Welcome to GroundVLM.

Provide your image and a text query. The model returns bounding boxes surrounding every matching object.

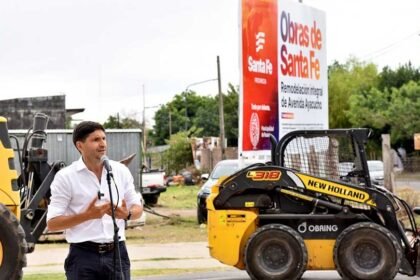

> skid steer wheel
[0,204,27,280]
[244,224,307,280]
[334,222,402,280]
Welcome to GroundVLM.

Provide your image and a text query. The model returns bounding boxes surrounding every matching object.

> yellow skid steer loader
[207,129,419,279]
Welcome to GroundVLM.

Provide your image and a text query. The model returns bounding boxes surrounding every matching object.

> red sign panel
[241,0,279,151]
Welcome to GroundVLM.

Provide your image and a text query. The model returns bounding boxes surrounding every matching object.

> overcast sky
[0,0,419,125]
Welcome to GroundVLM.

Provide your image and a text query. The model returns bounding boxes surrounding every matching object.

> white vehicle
[367,160,384,186]
[197,159,264,224]
[141,170,166,205]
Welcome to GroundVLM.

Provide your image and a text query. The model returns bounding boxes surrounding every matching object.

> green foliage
[158,185,201,209]
[328,58,378,128]
[24,274,65,280]
[347,87,390,129]
[103,113,141,129]
[192,98,219,137]
[387,81,420,144]
[151,83,239,146]
[378,62,420,91]
[163,131,193,174]
[223,84,239,146]
[151,91,205,145]
[348,72,420,148]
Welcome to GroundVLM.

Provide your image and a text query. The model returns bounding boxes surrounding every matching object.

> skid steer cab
[0,114,64,279]
[207,129,420,280]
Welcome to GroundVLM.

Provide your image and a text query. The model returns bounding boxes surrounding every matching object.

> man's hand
[106,199,129,220]
[85,197,111,219]
[47,196,111,231]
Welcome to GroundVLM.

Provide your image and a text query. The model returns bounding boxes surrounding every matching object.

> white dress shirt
[47,157,142,243]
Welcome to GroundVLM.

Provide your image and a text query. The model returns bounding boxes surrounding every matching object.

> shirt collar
[75,157,89,172]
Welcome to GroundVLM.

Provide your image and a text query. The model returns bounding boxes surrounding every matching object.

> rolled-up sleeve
[47,172,71,222]
[122,166,142,209]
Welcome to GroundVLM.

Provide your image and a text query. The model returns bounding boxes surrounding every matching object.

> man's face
[76,129,107,161]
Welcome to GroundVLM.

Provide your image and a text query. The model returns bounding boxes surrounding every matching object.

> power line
[362,30,420,61]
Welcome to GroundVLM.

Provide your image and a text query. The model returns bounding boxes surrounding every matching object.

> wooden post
[327,138,340,180]
[382,134,395,192]
[308,145,320,177]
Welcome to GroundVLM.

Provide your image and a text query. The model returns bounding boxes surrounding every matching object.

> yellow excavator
[0,114,64,279]
[207,129,420,279]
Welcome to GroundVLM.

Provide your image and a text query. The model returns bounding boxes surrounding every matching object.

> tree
[328,58,378,128]
[151,84,240,146]
[222,83,239,146]
[103,113,141,129]
[378,62,420,91]
[352,61,420,149]
[163,131,193,174]
[151,90,209,145]
[347,87,390,129]
[387,81,420,147]
[192,97,219,137]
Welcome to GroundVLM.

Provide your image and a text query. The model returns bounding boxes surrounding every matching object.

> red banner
[241,0,278,151]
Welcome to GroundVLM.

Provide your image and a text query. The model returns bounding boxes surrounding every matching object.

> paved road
[24,242,223,275]
[137,270,415,280]
[26,241,416,280]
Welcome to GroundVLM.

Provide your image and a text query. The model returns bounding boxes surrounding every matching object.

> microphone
[101,155,113,176]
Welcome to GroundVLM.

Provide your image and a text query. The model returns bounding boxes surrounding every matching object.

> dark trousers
[65,241,130,280]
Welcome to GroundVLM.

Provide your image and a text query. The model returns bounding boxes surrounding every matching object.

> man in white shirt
[47,121,143,280]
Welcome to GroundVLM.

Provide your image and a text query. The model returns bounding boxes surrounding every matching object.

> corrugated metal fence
[9,129,142,190]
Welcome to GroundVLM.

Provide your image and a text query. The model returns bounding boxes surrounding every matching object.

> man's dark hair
[72,121,105,147]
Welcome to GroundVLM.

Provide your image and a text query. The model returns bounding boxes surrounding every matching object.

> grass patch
[24,273,65,280]
[24,267,227,280]
[157,185,201,209]
[396,187,420,208]
[126,216,207,244]
[131,267,227,276]
[134,257,202,262]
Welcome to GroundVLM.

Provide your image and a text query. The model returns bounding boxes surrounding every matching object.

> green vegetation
[158,185,201,209]
[150,84,239,146]
[163,132,195,174]
[126,185,205,244]
[24,274,65,280]
[102,61,420,172]
[126,216,206,244]
[103,113,141,129]
[24,268,227,280]
[329,59,420,152]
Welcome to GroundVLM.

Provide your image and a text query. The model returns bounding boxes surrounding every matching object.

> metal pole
[169,110,172,136]
[184,93,188,131]
[142,84,147,150]
[217,56,225,160]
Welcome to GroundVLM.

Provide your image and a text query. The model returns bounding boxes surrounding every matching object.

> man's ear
[76,141,83,153]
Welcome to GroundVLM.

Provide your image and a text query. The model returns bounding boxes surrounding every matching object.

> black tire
[144,194,159,205]
[0,203,27,280]
[334,222,402,280]
[244,224,307,280]
[197,206,207,224]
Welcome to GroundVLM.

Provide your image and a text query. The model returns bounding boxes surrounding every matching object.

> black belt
[71,241,124,254]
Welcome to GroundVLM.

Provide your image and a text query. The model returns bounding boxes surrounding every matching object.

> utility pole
[169,109,172,136]
[142,84,147,150]
[217,56,225,160]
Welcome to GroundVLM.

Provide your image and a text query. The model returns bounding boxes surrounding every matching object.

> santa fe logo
[248,31,273,75]
[256,32,265,52]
